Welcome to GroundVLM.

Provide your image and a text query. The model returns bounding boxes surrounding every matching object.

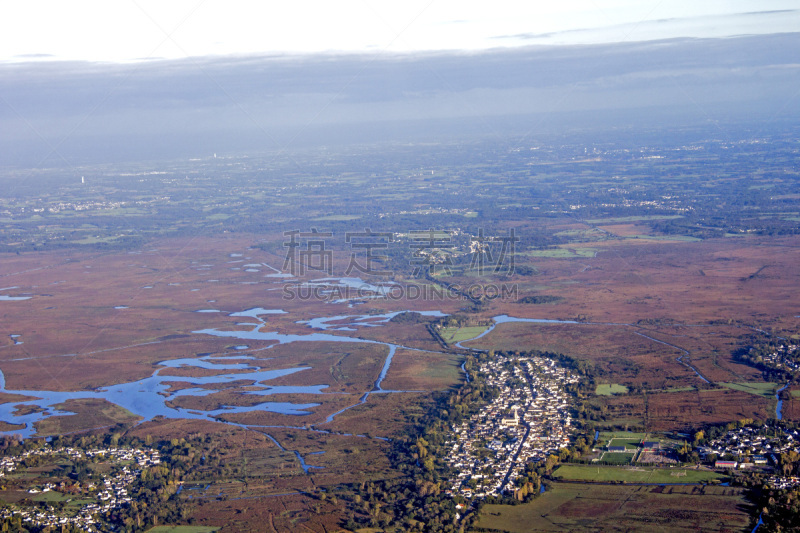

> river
[776,382,790,420]
[0,307,443,440]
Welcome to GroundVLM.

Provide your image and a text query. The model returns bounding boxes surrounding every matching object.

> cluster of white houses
[0,446,161,531]
[444,354,578,499]
[701,424,800,464]
[752,342,800,372]
[700,423,800,479]
[765,475,800,490]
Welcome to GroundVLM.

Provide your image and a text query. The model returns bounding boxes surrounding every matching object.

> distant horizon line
[3,31,798,67]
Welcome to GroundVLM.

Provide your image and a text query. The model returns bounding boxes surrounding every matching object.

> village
[699,422,800,487]
[750,342,800,373]
[0,445,161,531]
[440,349,800,506]
[444,354,579,500]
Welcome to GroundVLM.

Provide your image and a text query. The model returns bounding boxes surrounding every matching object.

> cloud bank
[1,33,798,166]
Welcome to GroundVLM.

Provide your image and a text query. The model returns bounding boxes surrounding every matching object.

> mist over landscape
[2,32,799,166]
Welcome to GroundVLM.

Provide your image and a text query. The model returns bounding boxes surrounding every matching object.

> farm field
[606,438,641,450]
[146,527,220,533]
[719,382,780,398]
[599,431,648,441]
[439,325,489,344]
[599,452,634,464]
[379,348,463,391]
[595,384,628,396]
[476,482,754,532]
[551,464,727,484]
[523,247,598,258]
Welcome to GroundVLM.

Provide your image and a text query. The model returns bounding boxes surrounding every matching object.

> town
[700,422,800,481]
[746,342,800,374]
[444,354,579,500]
[0,445,161,531]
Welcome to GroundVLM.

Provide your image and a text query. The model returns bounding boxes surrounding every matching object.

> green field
[553,229,600,237]
[147,526,220,533]
[600,452,635,464]
[644,386,697,393]
[475,482,753,533]
[310,214,362,221]
[586,215,685,223]
[662,386,697,393]
[71,235,124,244]
[525,248,597,258]
[439,326,489,344]
[32,490,71,503]
[596,383,629,396]
[599,431,648,441]
[627,234,701,242]
[720,382,779,398]
[607,438,641,450]
[552,464,726,484]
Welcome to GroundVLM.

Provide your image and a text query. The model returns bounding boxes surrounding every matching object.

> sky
[1,2,799,166]
[2,0,798,62]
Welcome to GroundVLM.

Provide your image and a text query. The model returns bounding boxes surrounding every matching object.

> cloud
[1,33,798,166]
[490,10,800,45]
[742,9,798,15]
[13,53,56,58]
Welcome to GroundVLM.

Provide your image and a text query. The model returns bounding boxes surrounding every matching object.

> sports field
[552,464,726,484]
[600,452,635,465]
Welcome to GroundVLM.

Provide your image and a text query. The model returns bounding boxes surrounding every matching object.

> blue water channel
[299,310,445,332]
[0,306,436,439]
[751,512,764,532]
[1,310,727,440]
[0,355,325,438]
[776,382,790,420]
[6,304,767,481]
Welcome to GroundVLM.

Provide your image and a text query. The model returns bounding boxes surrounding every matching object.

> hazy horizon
[1,32,799,168]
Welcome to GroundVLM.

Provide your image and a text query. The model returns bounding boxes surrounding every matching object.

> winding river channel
[0,304,788,474]
[0,310,730,439]
[0,304,458,470]
[0,308,450,442]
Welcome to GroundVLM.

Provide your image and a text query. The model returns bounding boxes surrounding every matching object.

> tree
[543,455,559,473]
